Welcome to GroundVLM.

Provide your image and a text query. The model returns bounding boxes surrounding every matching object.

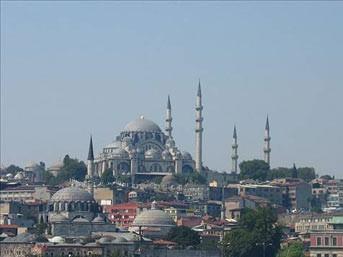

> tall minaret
[165,95,173,138]
[87,135,95,195]
[231,125,238,173]
[195,80,203,173]
[264,116,271,166]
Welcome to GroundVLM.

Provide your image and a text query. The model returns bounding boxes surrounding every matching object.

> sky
[1,2,343,177]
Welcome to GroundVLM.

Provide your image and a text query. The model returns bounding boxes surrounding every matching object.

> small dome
[161,175,178,186]
[112,148,129,158]
[51,186,95,202]
[92,215,105,223]
[49,236,65,244]
[48,160,63,170]
[72,217,90,223]
[98,236,114,244]
[14,173,24,180]
[25,161,39,169]
[162,150,172,160]
[145,148,161,159]
[182,151,192,160]
[132,204,175,227]
[49,214,68,222]
[105,141,121,149]
[124,116,161,132]
[5,173,13,178]
[113,237,128,243]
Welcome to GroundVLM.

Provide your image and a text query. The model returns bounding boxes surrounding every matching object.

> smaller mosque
[48,185,117,237]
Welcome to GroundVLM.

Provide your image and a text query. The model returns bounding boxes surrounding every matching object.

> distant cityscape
[0,85,342,257]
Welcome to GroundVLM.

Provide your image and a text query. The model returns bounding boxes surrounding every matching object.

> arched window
[150,163,162,173]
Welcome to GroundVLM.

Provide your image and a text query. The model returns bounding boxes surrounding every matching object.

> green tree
[268,167,316,182]
[223,208,282,257]
[165,225,200,248]
[239,160,270,181]
[101,168,115,185]
[5,164,24,174]
[278,241,304,257]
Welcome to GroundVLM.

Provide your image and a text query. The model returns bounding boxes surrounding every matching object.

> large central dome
[51,186,95,202]
[123,116,161,132]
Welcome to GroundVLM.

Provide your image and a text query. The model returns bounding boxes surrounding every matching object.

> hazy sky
[1,2,342,177]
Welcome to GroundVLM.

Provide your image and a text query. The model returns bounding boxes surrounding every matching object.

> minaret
[264,116,271,166]
[87,135,95,195]
[165,95,173,138]
[195,80,203,173]
[231,125,238,173]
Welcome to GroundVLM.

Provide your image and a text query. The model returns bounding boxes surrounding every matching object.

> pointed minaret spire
[292,163,298,178]
[87,135,94,161]
[231,125,238,173]
[165,95,173,138]
[264,116,271,166]
[86,135,95,196]
[195,80,203,173]
[197,79,202,97]
[265,115,270,130]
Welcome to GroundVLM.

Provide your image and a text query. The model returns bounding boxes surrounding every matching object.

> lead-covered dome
[51,186,95,202]
[132,202,175,227]
[123,116,161,132]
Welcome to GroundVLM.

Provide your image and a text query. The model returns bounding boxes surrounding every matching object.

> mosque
[84,82,271,186]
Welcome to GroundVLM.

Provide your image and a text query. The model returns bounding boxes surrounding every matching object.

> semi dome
[49,236,65,244]
[72,217,90,223]
[182,151,192,160]
[92,215,105,223]
[145,148,162,159]
[105,141,121,149]
[161,175,178,186]
[51,186,95,202]
[112,148,129,158]
[123,116,161,132]
[48,160,63,170]
[49,213,68,222]
[25,161,40,170]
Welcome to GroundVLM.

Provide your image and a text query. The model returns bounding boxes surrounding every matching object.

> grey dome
[49,236,65,244]
[51,186,95,202]
[72,217,90,223]
[161,175,178,186]
[112,148,129,158]
[132,209,175,227]
[92,215,105,223]
[25,161,39,169]
[145,148,162,159]
[50,213,68,222]
[98,236,114,244]
[105,141,121,149]
[48,160,63,170]
[124,116,161,132]
[182,151,192,160]
[113,236,128,243]
[3,232,37,243]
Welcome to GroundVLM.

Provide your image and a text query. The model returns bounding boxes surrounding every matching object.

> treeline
[239,159,316,182]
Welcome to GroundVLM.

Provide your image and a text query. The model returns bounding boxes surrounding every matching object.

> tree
[277,241,304,257]
[175,172,207,185]
[5,164,24,174]
[223,207,282,257]
[165,225,200,248]
[101,168,115,185]
[268,167,316,182]
[239,160,270,181]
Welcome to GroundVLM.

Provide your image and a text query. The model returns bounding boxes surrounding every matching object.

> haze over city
[1,2,342,177]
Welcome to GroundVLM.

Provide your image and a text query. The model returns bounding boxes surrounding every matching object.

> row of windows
[316,254,337,257]
[316,237,337,246]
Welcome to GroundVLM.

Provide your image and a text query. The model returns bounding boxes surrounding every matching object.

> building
[309,230,343,257]
[0,184,57,203]
[271,178,312,210]
[93,90,203,184]
[238,183,282,205]
[105,202,139,228]
[48,185,117,237]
